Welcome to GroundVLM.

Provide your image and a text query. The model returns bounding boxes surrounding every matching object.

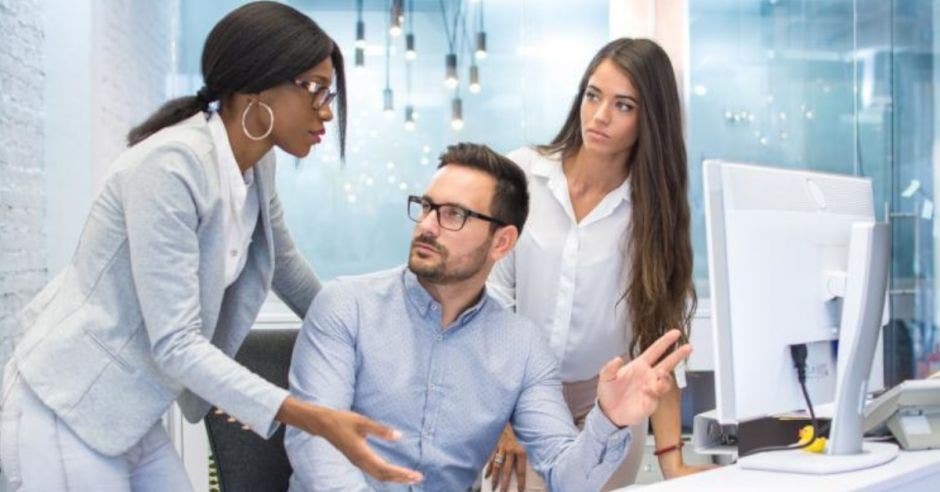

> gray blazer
[10,112,320,456]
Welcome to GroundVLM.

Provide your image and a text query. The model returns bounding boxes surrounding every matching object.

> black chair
[204,328,299,492]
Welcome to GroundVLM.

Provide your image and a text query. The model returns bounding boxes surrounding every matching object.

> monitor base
[737,442,899,474]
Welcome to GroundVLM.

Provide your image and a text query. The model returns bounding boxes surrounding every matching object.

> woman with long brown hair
[484,38,710,491]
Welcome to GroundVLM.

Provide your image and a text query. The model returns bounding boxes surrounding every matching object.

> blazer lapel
[252,151,276,284]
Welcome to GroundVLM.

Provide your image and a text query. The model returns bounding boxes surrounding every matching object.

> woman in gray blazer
[0,2,422,490]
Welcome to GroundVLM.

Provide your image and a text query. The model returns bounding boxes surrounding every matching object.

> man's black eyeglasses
[407,195,506,231]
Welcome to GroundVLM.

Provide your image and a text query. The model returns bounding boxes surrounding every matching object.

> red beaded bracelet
[653,441,684,457]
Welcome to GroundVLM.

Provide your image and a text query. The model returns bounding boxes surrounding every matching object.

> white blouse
[207,112,260,287]
[488,146,633,382]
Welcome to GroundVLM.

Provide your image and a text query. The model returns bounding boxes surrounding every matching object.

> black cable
[438,0,461,54]
[408,0,414,33]
[460,3,472,61]
[385,0,392,89]
[739,344,822,458]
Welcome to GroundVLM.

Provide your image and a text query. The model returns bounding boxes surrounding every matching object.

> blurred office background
[2,0,939,488]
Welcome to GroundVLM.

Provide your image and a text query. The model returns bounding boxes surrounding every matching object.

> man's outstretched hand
[597,329,692,428]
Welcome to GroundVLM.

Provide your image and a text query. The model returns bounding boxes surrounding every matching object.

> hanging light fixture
[384,88,394,118]
[451,97,463,130]
[355,0,366,49]
[404,43,415,131]
[441,0,460,88]
[404,105,416,131]
[390,0,404,38]
[405,34,416,61]
[354,0,366,70]
[445,54,458,88]
[356,21,366,49]
[475,32,487,60]
[469,64,481,94]
[383,17,394,118]
[405,0,416,60]
[354,47,365,69]
[475,1,487,60]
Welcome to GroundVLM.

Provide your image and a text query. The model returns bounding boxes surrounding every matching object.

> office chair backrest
[204,328,299,492]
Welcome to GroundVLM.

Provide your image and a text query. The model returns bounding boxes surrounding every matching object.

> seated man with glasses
[285,143,692,491]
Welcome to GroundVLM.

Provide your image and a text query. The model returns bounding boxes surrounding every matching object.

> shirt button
[436,334,443,341]
[229,249,238,257]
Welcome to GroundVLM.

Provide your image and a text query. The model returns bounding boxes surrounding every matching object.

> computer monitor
[703,160,897,473]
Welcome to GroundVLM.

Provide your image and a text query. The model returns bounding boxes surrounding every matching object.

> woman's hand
[276,396,423,484]
[484,424,527,492]
[213,408,251,430]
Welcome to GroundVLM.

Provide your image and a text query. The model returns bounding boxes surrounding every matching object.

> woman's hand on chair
[214,408,252,430]
[484,424,527,492]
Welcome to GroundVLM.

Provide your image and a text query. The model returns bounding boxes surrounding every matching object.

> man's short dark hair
[437,143,529,234]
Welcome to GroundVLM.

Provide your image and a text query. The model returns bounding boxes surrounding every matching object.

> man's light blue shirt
[286,266,631,491]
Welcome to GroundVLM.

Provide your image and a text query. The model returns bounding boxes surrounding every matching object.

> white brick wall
[0,0,46,361]
[91,0,176,188]
[0,0,177,365]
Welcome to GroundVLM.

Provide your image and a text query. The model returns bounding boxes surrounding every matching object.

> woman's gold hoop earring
[241,99,274,141]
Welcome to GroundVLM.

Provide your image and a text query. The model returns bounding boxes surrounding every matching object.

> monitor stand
[737,441,898,474]
[738,222,899,474]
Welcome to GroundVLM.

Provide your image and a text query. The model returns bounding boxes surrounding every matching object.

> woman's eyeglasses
[293,79,337,110]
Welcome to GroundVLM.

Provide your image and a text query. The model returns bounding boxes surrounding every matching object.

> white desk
[629,449,940,491]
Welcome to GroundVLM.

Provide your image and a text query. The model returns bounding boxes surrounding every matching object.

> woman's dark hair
[539,38,696,358]
[127,1,347,156]
[438,143,529,234]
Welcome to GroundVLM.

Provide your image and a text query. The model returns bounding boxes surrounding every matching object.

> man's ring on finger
[493,453,505,465]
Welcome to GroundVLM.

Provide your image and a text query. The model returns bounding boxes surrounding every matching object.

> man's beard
[407,234,491,284]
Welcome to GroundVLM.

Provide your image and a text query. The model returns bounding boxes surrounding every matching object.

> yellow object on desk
[797,425,828,453]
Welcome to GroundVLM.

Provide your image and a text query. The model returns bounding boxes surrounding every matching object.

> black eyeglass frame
[292,79,337,109]
[406,195,507,231]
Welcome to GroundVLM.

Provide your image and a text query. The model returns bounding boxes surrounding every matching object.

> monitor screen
[704,160,882,423]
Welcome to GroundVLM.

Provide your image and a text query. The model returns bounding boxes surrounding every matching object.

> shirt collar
[529,150,562,180]
[610,174,631,203]
[207,112,254,190]
[401,267,490,327]
[529,150,632,220]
